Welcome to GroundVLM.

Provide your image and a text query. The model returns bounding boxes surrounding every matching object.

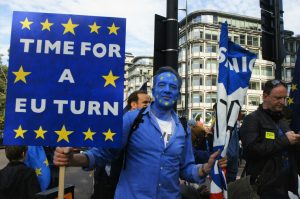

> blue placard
[4,11,126,147]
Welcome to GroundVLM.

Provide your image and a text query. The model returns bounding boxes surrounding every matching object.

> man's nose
[163,85,171,92]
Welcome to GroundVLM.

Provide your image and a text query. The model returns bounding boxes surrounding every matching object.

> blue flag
[210,22,256,199]
[4,11,126,147]
[288,45,300,132]
[25,146,51,191]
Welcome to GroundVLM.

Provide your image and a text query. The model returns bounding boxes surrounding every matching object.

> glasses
[269,79,287,88]
[271,79,281,86]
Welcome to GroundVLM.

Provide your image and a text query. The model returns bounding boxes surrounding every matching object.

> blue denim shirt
[84,105,204,199]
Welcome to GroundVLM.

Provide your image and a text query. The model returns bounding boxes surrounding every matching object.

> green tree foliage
[0,54,8,130]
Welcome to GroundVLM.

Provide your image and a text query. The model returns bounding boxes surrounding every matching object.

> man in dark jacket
[240,79,300,199]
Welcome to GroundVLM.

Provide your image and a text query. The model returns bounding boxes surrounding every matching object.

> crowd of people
[0,66,300,199]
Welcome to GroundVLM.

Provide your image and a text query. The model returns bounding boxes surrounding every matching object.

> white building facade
[124,10,300,124]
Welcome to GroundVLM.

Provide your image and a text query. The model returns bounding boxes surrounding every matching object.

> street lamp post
[179,0,188,119]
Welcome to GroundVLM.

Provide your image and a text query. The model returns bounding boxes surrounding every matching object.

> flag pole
[58,166,65,199]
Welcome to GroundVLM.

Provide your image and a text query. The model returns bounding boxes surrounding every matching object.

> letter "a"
[58,69,75,83]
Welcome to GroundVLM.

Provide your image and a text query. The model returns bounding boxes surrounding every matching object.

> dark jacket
[0,161,41,199]
[91,153,123,199]
[240,105,300,195]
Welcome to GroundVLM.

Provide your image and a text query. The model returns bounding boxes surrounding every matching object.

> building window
[206,44,217,53]
[178,64,183,74]
[192,75,203,86]
[240,35,245,45]
[285,68,293,79]
[205,33,218,41]
[249,81,260,90]
[285,55,291,63]
[247,36,253,46]
[206,60,218,71]
[205,75,217,86]
[192,16,201,24]
[193,28,203,40]
[201,15,213,24]
[192,60,203,70]
[233,36,239,44]
[206,92,217,103]
[192,92,203,103]
[252,65,260,75]
[253,37,259,46]
[261,66,273,77]
[248,96,260,106]
[192,43,201,56]
[179,35,186,45]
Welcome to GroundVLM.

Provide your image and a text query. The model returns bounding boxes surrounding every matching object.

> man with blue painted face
[54,66,227,199]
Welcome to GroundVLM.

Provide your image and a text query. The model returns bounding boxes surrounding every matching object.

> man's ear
[262,93,268,100]
[131,102,138,110]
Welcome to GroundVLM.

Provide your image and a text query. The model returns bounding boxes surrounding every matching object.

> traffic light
[260,0,284,63]
[260,0,276,61]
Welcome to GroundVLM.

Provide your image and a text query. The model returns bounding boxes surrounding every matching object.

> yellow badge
[265,131,275,139]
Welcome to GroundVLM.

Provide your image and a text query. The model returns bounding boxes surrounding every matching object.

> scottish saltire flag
[210,22,256,199]
[287,45,300,132]
[25,146,51,191]
[4,11,126,147]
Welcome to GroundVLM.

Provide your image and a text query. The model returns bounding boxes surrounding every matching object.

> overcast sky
[1,0,299,65]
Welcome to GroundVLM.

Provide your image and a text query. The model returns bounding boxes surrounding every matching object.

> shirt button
[160,166,163,170]
[159,183,162,187]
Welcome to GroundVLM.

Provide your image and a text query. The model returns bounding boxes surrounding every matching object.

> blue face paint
[152,72,179,109]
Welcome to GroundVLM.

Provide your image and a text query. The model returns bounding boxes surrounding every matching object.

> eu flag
[25,146,51,191]
[4,11,126,147]
[287,45,300,132]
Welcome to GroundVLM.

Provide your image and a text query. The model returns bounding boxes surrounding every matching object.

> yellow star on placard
[14,125,27,139]
[12,66,31,83]
[34,126,47,139]
[102,70,119,87]
[287,97,294,105]
[107,23,120,35]
[44,159,49,167]
[291,84,297,91]
[62,18,79,35]
[20,17,33,30]
[35,168,42,176]
[89,22,101,34]
[41,19,53,31]
[55,125,73,143]
[103,128,116,141]
[83,128,96,141]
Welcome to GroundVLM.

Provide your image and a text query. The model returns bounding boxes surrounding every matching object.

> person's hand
[199,150,227,176]
[286,131,300,145]
[53,147,74,166]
